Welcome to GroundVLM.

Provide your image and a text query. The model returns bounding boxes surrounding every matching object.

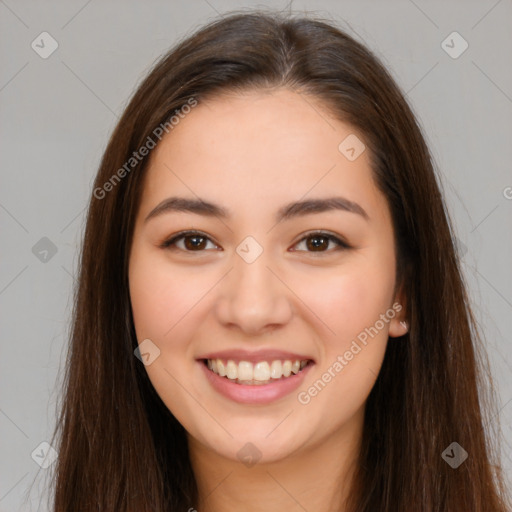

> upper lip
[197,349,315,364]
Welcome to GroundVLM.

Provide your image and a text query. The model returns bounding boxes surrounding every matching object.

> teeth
[206,358,311,384]
[270,360,282,379]
[239,361,253,381]
[253,361,270,381]
[226,360,237,379]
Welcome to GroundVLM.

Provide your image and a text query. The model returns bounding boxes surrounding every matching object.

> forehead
[140,88,386,222]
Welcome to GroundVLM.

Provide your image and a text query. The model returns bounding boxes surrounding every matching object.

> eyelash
[159,230,351,254]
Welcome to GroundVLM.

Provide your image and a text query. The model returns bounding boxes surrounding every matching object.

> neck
[187,409,363,512]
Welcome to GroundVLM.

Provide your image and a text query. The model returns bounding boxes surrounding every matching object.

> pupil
[308,235,327,251]
[185,235,206,250]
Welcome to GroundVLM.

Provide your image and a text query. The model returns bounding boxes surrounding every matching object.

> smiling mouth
[202,358,314,385]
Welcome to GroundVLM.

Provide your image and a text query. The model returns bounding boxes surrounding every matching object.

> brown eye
[183,234,207,250]
[305,234,329,251]
[293,232,349,253]
[161,231,218,252]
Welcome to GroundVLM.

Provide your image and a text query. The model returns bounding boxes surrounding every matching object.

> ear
[388,281,409,338]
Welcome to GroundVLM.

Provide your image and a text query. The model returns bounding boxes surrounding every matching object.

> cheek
[128,252,206,416]
[128,252,206,340]
[298,260,396,346]
[298,258,395,414]
[129,263,171,340]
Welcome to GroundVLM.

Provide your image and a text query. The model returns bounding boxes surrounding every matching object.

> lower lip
[198,360,314,405]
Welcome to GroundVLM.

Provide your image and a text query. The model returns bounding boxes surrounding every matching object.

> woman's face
[128,88,407,464]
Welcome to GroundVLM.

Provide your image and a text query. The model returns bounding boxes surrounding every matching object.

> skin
[128,88,408,512]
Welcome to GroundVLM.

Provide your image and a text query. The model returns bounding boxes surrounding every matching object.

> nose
[214,249,293,336]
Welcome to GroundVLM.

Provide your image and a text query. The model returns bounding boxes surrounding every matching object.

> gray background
[1,0,511,510]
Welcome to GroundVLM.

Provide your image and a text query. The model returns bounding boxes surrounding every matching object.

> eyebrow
[144,196,370,224]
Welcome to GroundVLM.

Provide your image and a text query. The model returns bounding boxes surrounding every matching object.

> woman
[49,10,510,511]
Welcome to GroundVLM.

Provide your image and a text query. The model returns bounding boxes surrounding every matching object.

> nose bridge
[215,236,292,333]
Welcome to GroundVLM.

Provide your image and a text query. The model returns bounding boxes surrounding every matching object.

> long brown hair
[47,10,510,511]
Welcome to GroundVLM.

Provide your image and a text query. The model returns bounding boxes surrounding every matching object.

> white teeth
[238,361,253,381]
[270,360,282,379]
[206,358,311,383]
[226,360,237,379]
[253,361,270,381]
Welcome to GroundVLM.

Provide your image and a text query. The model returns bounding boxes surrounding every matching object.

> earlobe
[389,318,409,338]
[389,281,408,338]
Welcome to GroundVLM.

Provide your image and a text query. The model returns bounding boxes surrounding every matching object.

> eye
[160,230,220,252]
[291,231,350,253]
